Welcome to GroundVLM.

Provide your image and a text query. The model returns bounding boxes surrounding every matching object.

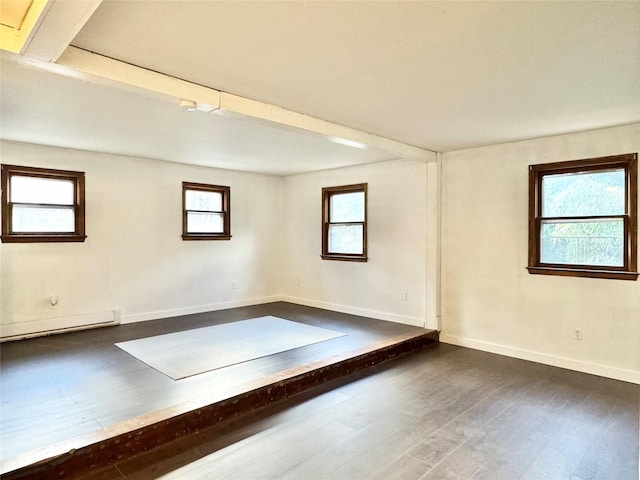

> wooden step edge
[1,329,438,480]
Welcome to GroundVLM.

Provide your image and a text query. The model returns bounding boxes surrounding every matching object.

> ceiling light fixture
[178,99,198,111]
[327,136,367,150]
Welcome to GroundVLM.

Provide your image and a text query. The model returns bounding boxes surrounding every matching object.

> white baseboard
[440,333,639,384]
[1,310,119,341]
[281,295,425,327]
[120,295,283,324]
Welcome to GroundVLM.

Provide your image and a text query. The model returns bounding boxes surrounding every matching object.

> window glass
[542,169,625,217]
[328,224,364,254]
[330,192,365,222]
[2,164,85,243]
[13,206,75,233]
[11,176,75,205]
[540,219,624,266]
[185,190,222,212]
[186,212,224,234]
[182,182,230,240]
[528,153,637,280]
[322,183,367,261]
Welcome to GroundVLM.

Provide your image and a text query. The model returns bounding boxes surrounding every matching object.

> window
[528,153,637,280]
[322,183,367,262]
[182,182,231,240]
[1,164,86,243]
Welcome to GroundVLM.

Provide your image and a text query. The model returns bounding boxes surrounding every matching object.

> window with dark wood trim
[182,182,231,240]
[1,164,86,243]
[528,153,638,280]
[322,183,367,262]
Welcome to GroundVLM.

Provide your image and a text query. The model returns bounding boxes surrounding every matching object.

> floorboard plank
[2,302,638,480]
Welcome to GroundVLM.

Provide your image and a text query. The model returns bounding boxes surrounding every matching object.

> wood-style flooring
[85,343,637,480]
[2,302,638,479]
[0,302,431,475]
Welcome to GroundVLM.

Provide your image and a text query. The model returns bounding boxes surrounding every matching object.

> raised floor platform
[0,302,438,480]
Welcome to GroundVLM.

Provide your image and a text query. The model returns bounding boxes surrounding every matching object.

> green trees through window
[540,169,625,266]
[528,153,638,280]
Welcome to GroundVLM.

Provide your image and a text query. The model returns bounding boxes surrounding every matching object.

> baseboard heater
[0,309,121,342]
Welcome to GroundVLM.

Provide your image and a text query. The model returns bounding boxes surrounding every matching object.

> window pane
[540,219,624,266]
[11,176,75,205]
[328,224,363,254]
[542,169,625,217]
[187,212,224,233]
[12,205,75,232]
[330,192,364,222]
[186,190,222,212]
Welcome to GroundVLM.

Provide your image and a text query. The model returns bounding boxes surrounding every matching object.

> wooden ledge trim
[1,330,438,480]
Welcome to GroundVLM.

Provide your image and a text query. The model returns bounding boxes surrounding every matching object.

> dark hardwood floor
[0,302,431,475]
[85,343,637,480]
[1,302,638,479]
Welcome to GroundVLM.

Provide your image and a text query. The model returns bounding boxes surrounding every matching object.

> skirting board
[2,295,422,339]
[120,296,283,324]
[281,295,425,327]
[1,310,119,341]
[440,333,639,385]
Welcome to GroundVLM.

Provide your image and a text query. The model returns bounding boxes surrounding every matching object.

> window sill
[1,234,87,243]
[321,254,367,262]
[182,235,232,241]
[527,266,638,281]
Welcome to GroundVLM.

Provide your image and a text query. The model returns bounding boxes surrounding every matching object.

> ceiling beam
[218,93,434,162]
[54,46,220,110]
[52,46,434,161]
[22,0,103,62]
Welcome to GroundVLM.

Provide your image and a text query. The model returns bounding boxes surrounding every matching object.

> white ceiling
[1,1,639,175]
[0,58,394,176]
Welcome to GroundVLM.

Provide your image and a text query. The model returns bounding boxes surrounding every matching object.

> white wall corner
[425,154,442,330]
[281,295,425,328]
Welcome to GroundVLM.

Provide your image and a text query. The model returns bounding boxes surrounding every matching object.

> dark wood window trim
[182,182,231,241]
[321,183,367,262]
[1,164,86,243]
[528,153,638,280]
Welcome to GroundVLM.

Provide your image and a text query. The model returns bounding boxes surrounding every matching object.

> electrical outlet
[400,292,408,301]
[232,281,238,290]
[573,328,582,341]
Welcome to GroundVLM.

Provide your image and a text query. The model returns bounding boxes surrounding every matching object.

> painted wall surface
[0,140,283,331]
[440,123,640,383]
[281,159,431,327]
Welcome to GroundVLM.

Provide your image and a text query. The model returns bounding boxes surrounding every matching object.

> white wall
[281,159,433,327]
[440,123,640,383]
[6,126,636,384]
[0,140,283,334]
